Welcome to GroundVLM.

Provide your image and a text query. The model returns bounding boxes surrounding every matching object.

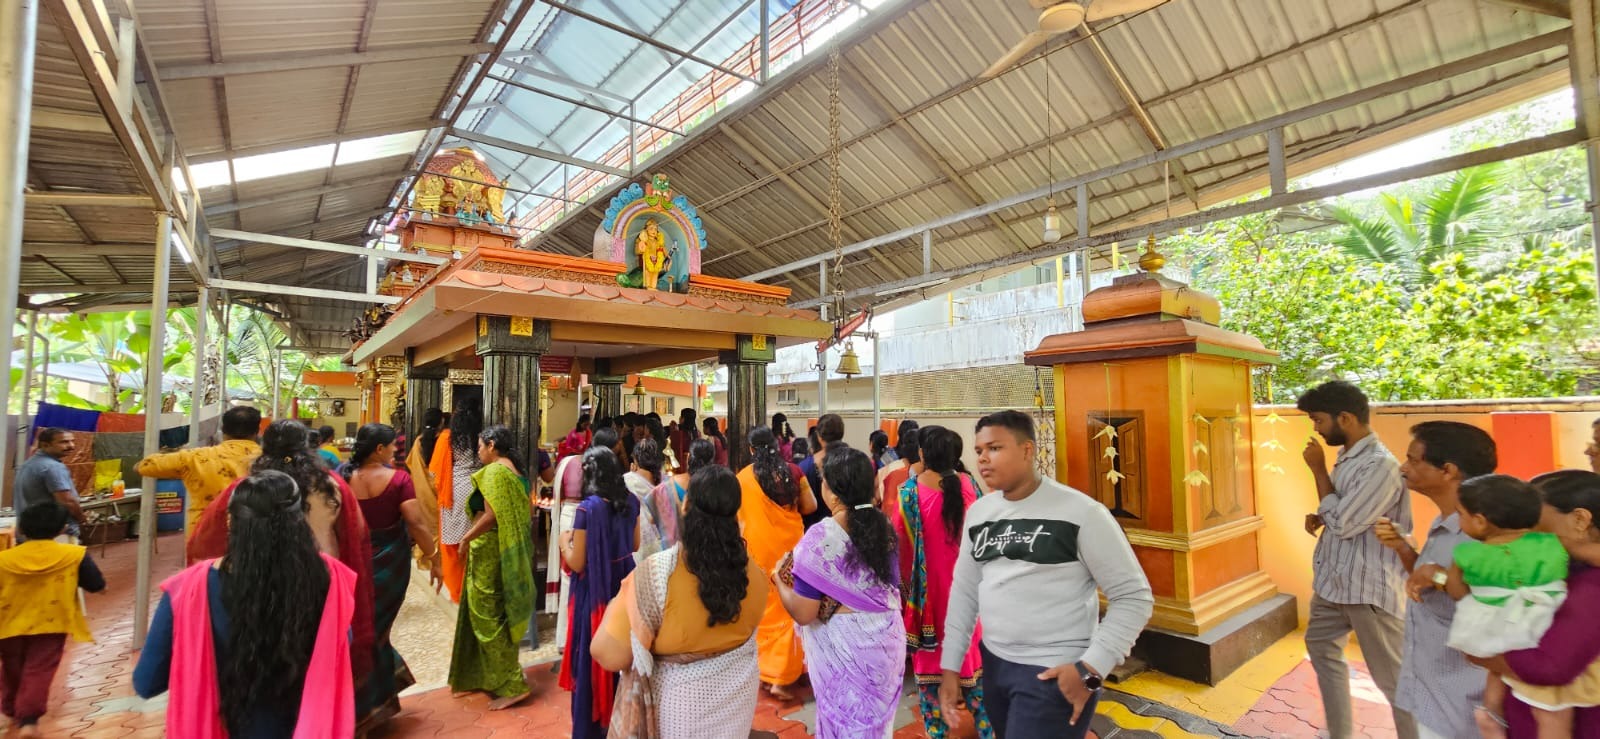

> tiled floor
[5,536,1392,738]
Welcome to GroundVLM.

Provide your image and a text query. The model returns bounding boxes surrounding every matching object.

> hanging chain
[826,0,846,319]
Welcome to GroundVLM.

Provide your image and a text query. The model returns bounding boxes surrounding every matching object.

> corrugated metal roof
[16,0,1580,347]
[518,0,1569,305]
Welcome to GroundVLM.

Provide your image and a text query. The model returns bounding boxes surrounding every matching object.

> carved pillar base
[590,359,626,422]
[721,335,775,471]
[477,316,551,472]
[406,353,448,441]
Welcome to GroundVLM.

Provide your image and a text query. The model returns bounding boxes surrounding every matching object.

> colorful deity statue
[636,218,670,291]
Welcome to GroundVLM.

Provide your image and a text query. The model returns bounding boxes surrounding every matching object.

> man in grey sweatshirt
[939,410,1154,738]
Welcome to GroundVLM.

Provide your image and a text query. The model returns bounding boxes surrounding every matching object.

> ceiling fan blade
[981,31,1053,79]
[1085,0,1167,22]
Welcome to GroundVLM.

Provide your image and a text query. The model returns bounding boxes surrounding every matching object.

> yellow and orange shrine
[1025,239,1295,685]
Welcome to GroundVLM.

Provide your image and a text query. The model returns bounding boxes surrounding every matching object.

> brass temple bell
[834,340,862,379]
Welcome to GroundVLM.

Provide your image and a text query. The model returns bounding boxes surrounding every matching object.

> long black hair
[678,408,699,443]
[417,407,444,465]
[632,437,664,483]
[218,470,330,736]
[681,465,749,626]
[348,423,397,471]
[592,426,620,453]
[917,425,970,541]
[583,446,630,514]
[701,417,726,444]
[771,412,794,442]
[450,396,483,454]
[822,445,896,585]
[252,421,339,510]
[749,426,798,507]
[869,430,889,459]
[687,437,718,475]
[479,424,524,476]
[894,426,921,465]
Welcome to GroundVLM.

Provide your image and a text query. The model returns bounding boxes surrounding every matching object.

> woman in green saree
[448,424,535,710]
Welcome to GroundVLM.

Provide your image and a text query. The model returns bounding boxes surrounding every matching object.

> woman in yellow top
[593,465,768,737]
[734,426,816,701]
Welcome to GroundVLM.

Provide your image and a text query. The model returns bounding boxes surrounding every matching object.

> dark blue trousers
[980,643,1100,739]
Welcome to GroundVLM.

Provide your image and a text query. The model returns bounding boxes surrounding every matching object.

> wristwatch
[1075,661,1104,691]
[1431,568,1449,587]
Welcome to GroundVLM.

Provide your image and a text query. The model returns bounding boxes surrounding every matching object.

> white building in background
[708,258,1127,423]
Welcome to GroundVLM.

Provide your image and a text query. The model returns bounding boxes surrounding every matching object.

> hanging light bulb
[451,247,463,260]
[1042,203,1062,242]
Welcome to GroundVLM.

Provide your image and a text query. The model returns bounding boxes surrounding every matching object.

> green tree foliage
[1168,212,1597,403]
[1326,164,1499,282]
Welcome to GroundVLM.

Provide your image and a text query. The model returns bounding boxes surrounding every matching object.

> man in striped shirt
[1298,381,1416,739]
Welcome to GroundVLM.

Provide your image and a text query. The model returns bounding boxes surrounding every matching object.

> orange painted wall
[1254,401,1598,623]
[1490,412,1559,480]
[1193,533,1260,596]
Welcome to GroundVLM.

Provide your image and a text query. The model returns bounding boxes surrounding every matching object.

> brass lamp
[632,378,647,396]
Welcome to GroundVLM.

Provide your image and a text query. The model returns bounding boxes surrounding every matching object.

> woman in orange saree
[735,426,817,701]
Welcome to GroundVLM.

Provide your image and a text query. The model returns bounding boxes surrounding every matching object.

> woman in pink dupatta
[776,446,905,739]
[134,470,357,739]
[889,426,992,738]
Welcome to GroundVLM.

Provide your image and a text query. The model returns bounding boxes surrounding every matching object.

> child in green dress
[1437,474,1600,739]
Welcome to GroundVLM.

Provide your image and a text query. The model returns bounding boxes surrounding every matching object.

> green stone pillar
[405,351,448,446]
[476,315,550,472]
[591,359,627,423]
[721,334,776,471]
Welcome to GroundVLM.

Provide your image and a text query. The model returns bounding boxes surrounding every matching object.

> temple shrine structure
[348,149,831,471]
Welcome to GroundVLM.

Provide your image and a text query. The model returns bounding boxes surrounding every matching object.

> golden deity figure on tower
[636,218,670,291]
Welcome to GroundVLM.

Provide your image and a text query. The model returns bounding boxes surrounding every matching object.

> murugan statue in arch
[595,173,705,292]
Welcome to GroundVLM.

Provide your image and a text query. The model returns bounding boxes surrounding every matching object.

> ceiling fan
[980,0,1167,79]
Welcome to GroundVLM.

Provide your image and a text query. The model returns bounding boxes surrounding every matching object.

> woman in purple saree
[776,446,905,739]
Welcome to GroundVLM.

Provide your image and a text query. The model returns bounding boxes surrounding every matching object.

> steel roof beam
[156,43,496,80]
[187,120,443,165]
[447,127,629,176]
[205,173,406,215]
[1484,0,1570,16]
[210,228,447,265]
[741,27,1569,282]
[209,278,400,305]
[797,129,1581,309]
[537,0,757,84]
[24,191,155,208]
[493,56,633,105]
[486,73,683,135]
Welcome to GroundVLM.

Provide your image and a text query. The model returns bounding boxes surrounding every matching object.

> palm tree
[1326,163,1499,283]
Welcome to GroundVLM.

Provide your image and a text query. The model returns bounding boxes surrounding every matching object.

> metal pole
[135,212,174,648]
[628,105,636,173]
[922,230,931,274]
[218,288,229,408]
[0,0,38,509]
[817,347,828,413]
[759,0,770,84]
[870,333,880,430]
[189,286,209,448]
[16,310,38,468]
[271,346,283,421]
[1572,0,1600,307]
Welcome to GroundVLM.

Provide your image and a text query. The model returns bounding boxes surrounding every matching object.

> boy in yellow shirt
[0,502,106,737]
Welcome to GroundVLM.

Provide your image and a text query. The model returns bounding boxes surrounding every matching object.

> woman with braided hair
[186,420,376,688]
[776,445,905,738]
[891,425,992,738]
[736,426,816,701]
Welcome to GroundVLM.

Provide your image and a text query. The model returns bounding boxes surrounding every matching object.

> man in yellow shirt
[135,406,262,539]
